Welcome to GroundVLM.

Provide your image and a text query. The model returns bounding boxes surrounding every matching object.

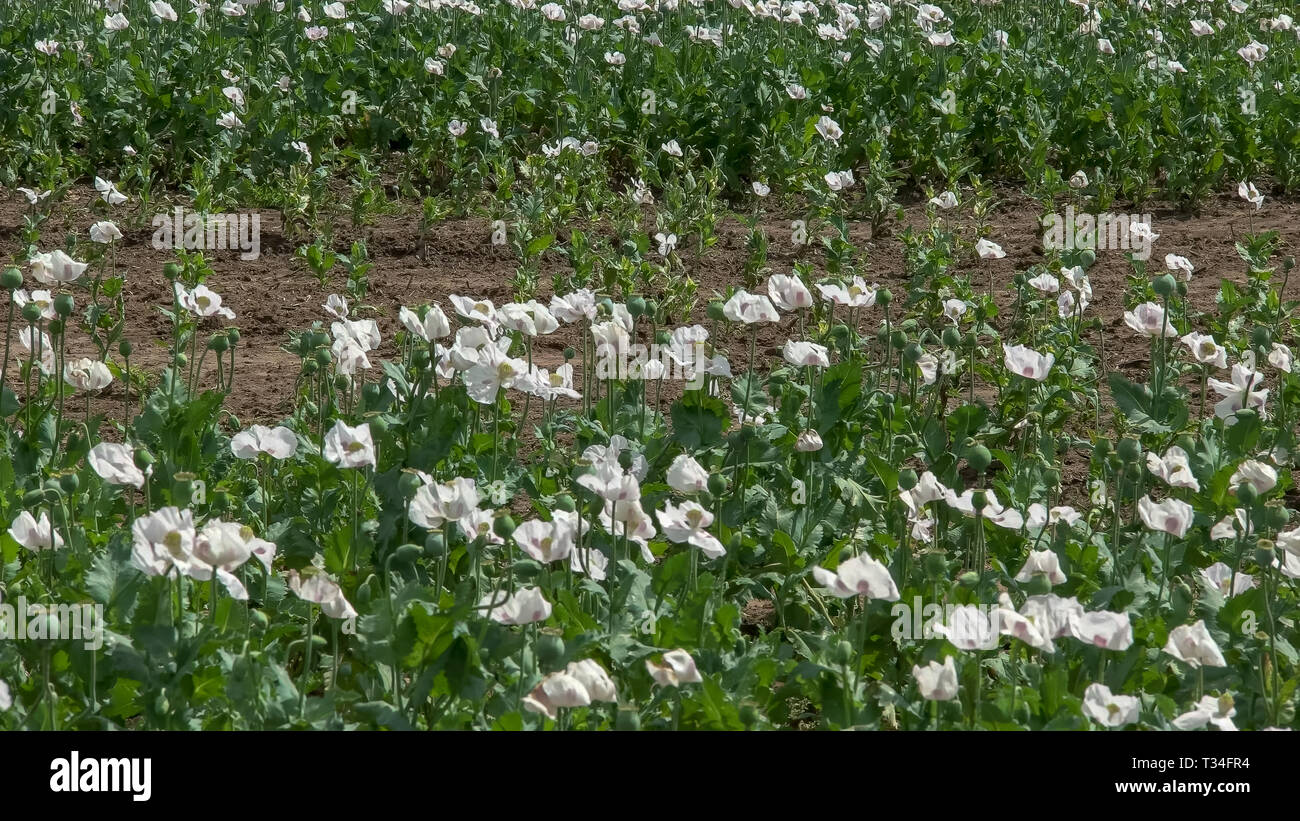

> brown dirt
[2,187,1297,503]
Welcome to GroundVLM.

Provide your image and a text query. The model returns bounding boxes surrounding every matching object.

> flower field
[0,0,1299,732]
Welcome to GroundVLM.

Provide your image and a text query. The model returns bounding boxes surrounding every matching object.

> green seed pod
[875,325,890,344]
[889,330,907,350]
[314,349,332,367]
[118,339,133,358]
[208,334,230,352]
[563,346,576,360]
[535,634,566,669]
[174,352,188,368]
[54,293,75,317]
[1237,482,1258,507]
[369,415,390,435]
[967,445,992,473]
[831,639,854,667]
[553,493,575,512]
[226,328,241,345]
[627,295,647,317]
[1255,539,1276,568]
[615,707,641,731]
[393,543,424,566]
[58,473,79,494]
[1265,503,1290,531]
[1152,273,1177,297]
[48,319,64,336]
[1117,436,1141,464]
[898,468,918,491]
[1025,573,1053,595]
[877,289,892,309]
[424,531,447,557]
[398,471,423,498]
[162,262,182,279]
[134,448,154,469]
[249,609,269,631]
[941,327,962,348]
[494,514,517,540]
[1176,281,1188,298]
[707,474,727,496]
[1013,272,1027,287]
[923,550,948,578]
[958,570,980,588]
[1251,325,1271,350]
[902,342,923,365]
[706,299,726,321]
[21,303,42,324]
[1,267,22,291]
[1092,438,1111,458]
[1079,249,1096,268]
[970,490,988,512]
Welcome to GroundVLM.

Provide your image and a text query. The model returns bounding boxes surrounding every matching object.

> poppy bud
[1013,272,1027,287]
[1117,437,1141,464]
[898,468,918,491]
[708,474,727,496]
[875,326,890,344]
[706,299,725,321]
[941,327,962,348]
[424,532,446,557]
[393,543,424,566]
[958,570,980,588]
[226,328,241,345]
[59,473,79,494]
[923,550,948,577]
[22,489,46,507]
[967,445,992,473]
[494,514,517,540]
[877,289,892,308]
[1079,249,1096,268]
[250,609,269,631]
[552,493,575,512]
[902,342,923,364]
[48,319,64,336]
[398,471,423,498]
[119,339,133,358]
[163,262,182,279]
[1265,503,1290,531]
[615,707,641,731]
[831,639,854,667]
[1251,325,1271,350]
[21,303,42,323]
[174,352,188,368]
[535,634,566,669]
[1025,573,1052,595]
[1,268,21,291]
[627,296,647,317]
[1236,482,1258,507]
